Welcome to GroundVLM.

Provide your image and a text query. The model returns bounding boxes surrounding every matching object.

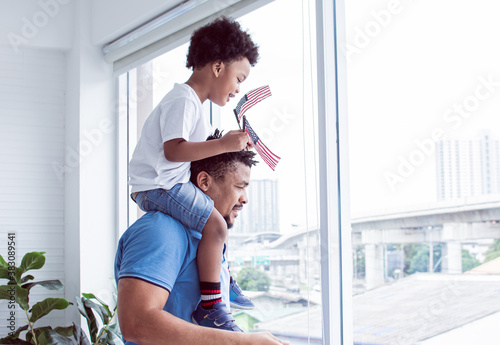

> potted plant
[0,251,122,344]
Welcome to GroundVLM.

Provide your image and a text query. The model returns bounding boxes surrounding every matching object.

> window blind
[104,0,273,75]
[0,47,66,330]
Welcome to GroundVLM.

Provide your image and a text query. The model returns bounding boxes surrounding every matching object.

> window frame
[115,1,351,343]
[315,0,352,344]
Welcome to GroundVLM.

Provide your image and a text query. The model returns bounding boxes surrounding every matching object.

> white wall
[91,0,182,45]
[0,0,76,333]
[0,0,120,332]
[0,0,73,52]
[0,47,67,332]
[68,0,117,306]
[1,0,181,50]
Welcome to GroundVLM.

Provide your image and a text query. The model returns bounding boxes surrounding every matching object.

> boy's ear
[212,60,224,77]
[196,171,212,192]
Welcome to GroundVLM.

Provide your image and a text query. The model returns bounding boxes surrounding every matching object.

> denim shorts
[133,182,214,233]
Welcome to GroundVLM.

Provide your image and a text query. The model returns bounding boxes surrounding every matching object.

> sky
[149,0,500,232]
[345,0,500,215]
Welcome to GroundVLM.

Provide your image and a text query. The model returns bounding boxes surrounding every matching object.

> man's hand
[118,278,290,345]
[245,332,291,345]
[221,129,252,152]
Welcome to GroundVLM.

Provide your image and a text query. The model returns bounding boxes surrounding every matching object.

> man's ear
[196,171,212,193]
[212,60,223,77]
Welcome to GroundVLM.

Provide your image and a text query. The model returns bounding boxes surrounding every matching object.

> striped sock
[200,282,222,310]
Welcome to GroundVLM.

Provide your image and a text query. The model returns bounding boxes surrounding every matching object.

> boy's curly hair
[190,129,258,184]
[186,16,259,69]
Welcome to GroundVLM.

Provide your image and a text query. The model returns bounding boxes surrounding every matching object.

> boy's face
[211,57,251,107]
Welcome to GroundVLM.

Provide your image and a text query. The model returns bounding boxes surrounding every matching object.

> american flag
[243,116,280,170]
[234,85,272,122]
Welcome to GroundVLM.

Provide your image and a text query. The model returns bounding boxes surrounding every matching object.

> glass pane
[219,1,320,343]
[346,0,500,344]
[120,0,321,343]
[123,43,191,225]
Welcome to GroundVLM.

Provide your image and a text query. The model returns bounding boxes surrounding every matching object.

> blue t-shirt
[114,212,229,345]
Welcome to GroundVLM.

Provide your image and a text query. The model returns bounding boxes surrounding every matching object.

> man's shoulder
[121,212,201,248]
[115,212,201,294]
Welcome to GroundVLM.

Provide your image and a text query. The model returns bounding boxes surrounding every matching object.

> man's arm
[118,278,289,345]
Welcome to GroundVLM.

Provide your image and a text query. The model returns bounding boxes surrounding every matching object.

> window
[117,0,333,343]
[346,1,500,344]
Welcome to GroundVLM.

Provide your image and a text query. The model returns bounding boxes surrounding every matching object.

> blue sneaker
[191,302,243,332]
[229,276,255,310]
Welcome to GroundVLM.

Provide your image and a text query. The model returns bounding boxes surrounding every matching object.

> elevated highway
[351,196,500,288]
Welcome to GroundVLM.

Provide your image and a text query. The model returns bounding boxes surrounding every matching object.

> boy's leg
[133,184,213,231]
[229,276,255,310]
[132,188,171,214]
[192,208,243,332]
[197,209,227,309]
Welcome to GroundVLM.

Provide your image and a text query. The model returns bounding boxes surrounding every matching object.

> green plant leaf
[0,325,30,344]
[0,258,16,281]
[26,327,35,344]
[0,266,12,280]
[105,324,124,345]
[53,324,90,345]
[22,279,64,291]
[36,327,76,345]
[14,252,45,283]
[20,252,46,271]
[83,298,110,325]
[82,292,112,316]
[0,337,32,344]
[21,274,35,284]
[75,297,90,319]
[70,323,91,345]
[76,297,98,343]
[31,326,52,344]
[0,254,8,268]
[81,292,96,299]
[107,322,121,333]
[0,284,29,310]
[15,252,46,283]
[14,267,24,285]
[1,324,29,339]
[29,297,70,323]
[54,325,75,337]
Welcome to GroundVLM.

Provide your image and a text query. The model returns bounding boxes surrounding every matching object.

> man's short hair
[190,129,258,184]
[186,16,259,69]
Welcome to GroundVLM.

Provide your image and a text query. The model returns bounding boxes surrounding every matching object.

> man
[114,132,288,345]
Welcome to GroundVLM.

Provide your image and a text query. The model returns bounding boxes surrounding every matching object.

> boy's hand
[221,129,253,152]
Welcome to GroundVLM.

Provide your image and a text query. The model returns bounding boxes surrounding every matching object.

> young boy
[128,16,258,332]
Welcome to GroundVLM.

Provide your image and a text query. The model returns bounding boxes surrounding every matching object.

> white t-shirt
[128,83,212,193]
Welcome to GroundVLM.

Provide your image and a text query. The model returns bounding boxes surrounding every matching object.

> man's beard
[224,216,234,229]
